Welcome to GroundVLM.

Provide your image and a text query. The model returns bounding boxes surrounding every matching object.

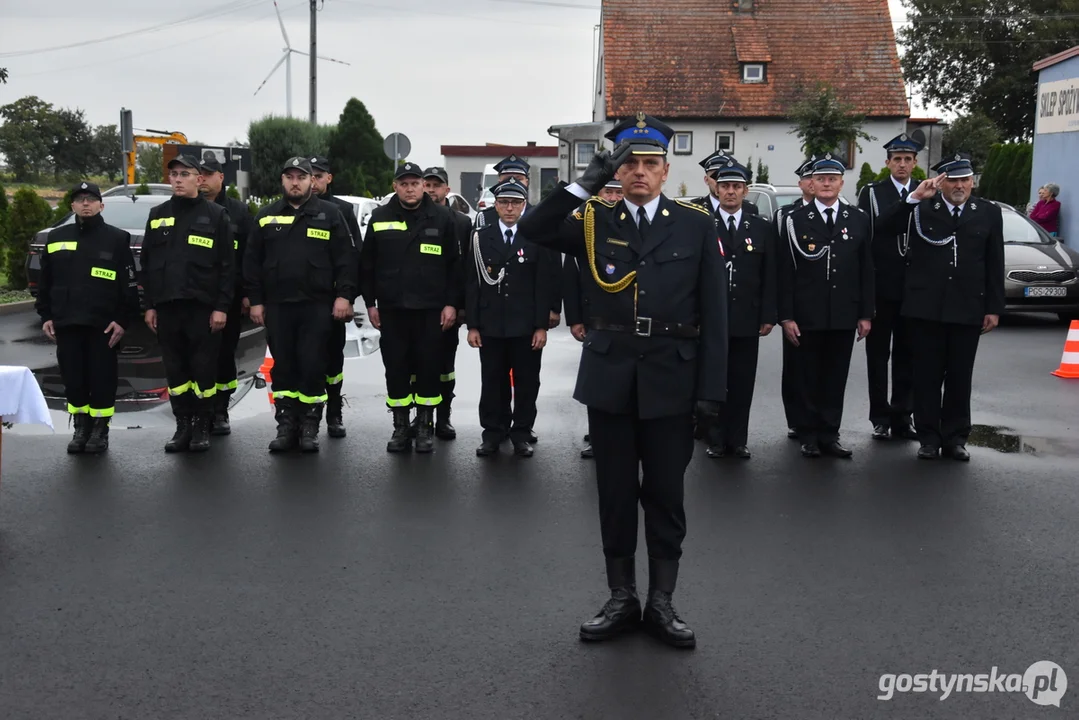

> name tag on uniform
[188,235,214,249]
[307,228,331,240]
[90,267,116,281]
[420,243,442,255]
[606,238,629,247]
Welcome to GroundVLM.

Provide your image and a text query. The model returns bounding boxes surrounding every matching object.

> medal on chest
[517,248,525,263]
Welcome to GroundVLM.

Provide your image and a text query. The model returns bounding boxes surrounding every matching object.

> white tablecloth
[0,365,54,430]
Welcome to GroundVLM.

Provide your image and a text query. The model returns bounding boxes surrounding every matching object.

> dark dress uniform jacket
[900,196,1005,326]
[517,186,729,419]
[465,222,556,338]
[36,214,140,330]
[778,201,875,330]
[141,196,234,311]
[720,211,778,337]
[244,195,358,306]
[360,194,461,311]
[479,205,561,316]
[858,179,912,301]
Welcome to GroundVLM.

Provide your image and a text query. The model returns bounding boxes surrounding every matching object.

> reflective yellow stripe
[440,372,456,382]
[47,241,77,253]
[259,215,296,227]
[326,373,344,385]
[67,403,90,414]
[414,395,442,406]
[216,380,238,391]
[192,383,217,398]
[169,382,191,396]
[88,407,115,418]
[90,267,116,281]
[298,393,328,404]
[150,217,175,229]
[272,390,299,399]
[373,221,407,232]
[188,235,214,248]
[307,228,330,240]
[386,394,413,407]
[409,374,417,383]
[420,243,442,255]
[234,240,239,250]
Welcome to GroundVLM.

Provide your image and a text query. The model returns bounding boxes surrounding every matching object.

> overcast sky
[1,0,919,166]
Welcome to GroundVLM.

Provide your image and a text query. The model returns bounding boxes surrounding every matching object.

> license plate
[1024,286,1067,297]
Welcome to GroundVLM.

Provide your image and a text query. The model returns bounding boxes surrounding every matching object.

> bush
[857,162,876,193]
[226,183,241,201]
[5,188,53,290]
[756,159,769,184]
[0,184,9,268]
[52,188,74,223]
[135,182,151,196]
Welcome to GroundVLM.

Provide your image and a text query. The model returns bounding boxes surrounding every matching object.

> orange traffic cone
[509,369,515,399]
[259,346,275,405]
[1050,320,1079,379]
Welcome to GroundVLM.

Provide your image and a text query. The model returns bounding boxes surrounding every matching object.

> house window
[742,63,765,83]
[734,0,754,10]
[575,141,597,168]
[831,139,856,170]
[673,132,693,155]
[715,132,735,154]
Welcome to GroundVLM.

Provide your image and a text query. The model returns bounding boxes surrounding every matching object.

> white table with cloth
[0,365,54,492]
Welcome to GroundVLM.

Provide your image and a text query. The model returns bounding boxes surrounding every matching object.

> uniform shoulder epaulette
[675,198,711,216]
[586,195,616,208]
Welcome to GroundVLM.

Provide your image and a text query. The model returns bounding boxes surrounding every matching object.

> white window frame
[742,64,765,83]
[715,132,735,154]
[575,141,597,168]
[673,132,693,155]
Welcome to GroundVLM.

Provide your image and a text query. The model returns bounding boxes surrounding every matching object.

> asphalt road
[2,312,1078,719]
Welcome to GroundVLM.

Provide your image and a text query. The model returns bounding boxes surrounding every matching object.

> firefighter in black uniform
[142,155,234,453]
[467,179,557,457]
[691,150,760,218]
[778,155,874,459]
[699,157,777,459]
[518,114,729,650]
[857,133,924,441]
[36,182,140,454]
[309,156,362,440]
[900,153,1004,461]
[422,166,472,440]
[197,157,254,436]
[245,157,357,453]
[361,162,461,454]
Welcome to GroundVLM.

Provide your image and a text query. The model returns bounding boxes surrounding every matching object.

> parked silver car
[1000,203,1079,322]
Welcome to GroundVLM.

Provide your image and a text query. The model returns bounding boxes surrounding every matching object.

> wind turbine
[253,0,349,118]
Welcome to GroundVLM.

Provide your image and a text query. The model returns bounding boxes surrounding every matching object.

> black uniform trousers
[709,336,760,448]
[866,297,913,428]
[479,336,541,443]
[215,292,244,400]
[409,323,460,404]
[55,325,118,417]
[380,308,443,408]
[326,319,346,387]
[157,300,222,416]
[782,335,803,430]
[588,386,693,562]
[265,302,332,405]
[795,329,856,445]
[907,319,982,449]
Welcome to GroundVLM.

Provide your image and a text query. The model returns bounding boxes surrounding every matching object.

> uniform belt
[589,317,699,338]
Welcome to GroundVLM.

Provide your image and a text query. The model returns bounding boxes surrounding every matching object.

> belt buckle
[635,316,652,337]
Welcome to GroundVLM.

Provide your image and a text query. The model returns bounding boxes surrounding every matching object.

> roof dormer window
[742,63,766,83]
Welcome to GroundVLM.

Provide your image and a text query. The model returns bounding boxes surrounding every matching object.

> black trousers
[380,307,442,408]
[866,297,913,428]
[157,300,222,415]
[55,325,118,417]
[214,292,243,400]
[440,323,460,404]
[326,319,346,387]
[908,319,982,448]
[478,335,542,443]
[795,329,856,445]
[781,334,803,430]
[709,335,760,448]
[265,301,332,405]
[588,397,693,561]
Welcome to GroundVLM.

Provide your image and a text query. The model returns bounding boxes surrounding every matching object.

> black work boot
[408,411,419,439]
[414,406,435,454]
[642,558,695,649]
[268,399,299,452]
[188,411,212,452]
[579,557,642,642]
[435,402,456,440]
[165,413,193,453]
[83,417,111,454]
[387,407,413,453]
[67,414,91,454]
[211,393,231,436]
[326,384,346,439]
[299,403,323,453]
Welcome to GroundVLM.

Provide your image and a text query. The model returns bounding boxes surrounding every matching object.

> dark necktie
[505,229,513,245]
[953,207,961,223]
[900,187,909,200]
[637,206,650,240]
[825,207,835,233]
[727,215,737,238]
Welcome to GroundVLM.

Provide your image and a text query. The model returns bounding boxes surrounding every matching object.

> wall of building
[1032,55,1079,248]
[442,154,560,206]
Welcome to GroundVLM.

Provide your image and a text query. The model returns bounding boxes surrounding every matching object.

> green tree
[757,159,769,184]
[0,96,63,181]
[136,144,163,183]
[226,183,241,200]
[942,113,1002,172]
[90,124,122,182]
[51,107,94,181]
[788,82,875,159]
[0,68,8,83]
[327,98,393,197]
[1013,143,1034,207]
[899,0,1079,140]
[5,188,52,290]
[857,162,877,193]
[52,189,74,224]
[248,115,334,197]
[0,184,10,272]
[135,182,151,196]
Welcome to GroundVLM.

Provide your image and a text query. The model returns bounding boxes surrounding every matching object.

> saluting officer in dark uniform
[778,154,874,459]
[197,157,254,436]
[691,150,760,218]
[37,182,140,454]
[519,114,729,649]
[361,162,461,454]
[467,179,556,457]
[142,155,234,453]
[699,157,777,460]
[900,153,1004,461]
[309,156,362,440]
[858,133,924,441]
[246,157,357,453]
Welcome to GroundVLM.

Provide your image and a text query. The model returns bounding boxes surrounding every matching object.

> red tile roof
[440,144,558,158]
[602,0,910,119]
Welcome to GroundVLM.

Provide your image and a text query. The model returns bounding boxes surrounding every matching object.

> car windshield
[62,201,162,231]
[775,194,804,208]
[1003,210,1053,245]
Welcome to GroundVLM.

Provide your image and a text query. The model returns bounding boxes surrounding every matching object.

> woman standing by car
[1030,184,1061,236]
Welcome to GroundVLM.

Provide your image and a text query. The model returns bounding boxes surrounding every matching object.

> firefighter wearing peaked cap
[692,150,759,218]
[518,112,729,650]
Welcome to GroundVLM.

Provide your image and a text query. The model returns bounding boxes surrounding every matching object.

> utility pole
[309,0,317,124]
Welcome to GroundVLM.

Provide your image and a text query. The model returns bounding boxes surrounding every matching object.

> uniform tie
[505,229,513,245]
[727,215,737,238]
[900,187,909,200]
[637,206,650,240]
[824,207,835,232]
[952,206,961,222]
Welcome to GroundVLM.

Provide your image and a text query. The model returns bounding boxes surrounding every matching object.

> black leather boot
[579,557,642,641]
[188,411,212,452]
[211,393,231,436]
[414,405,435,454]
[326,384,346,438]
[83,417,111,454]
[165,413,192,453]
[268,399,299,452]
[435,402,456,440]
[642,558,695,648]
[67,414,91,454]
[387,407,413,453]
[299,403,323,453]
